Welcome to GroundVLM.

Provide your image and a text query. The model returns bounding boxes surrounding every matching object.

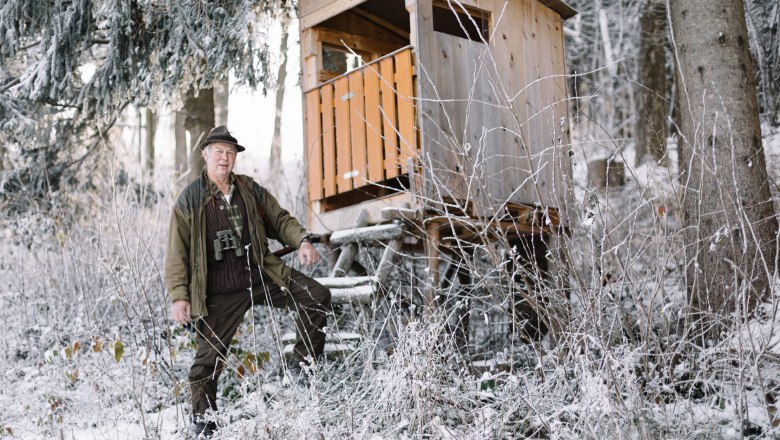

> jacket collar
[201,169,237,197]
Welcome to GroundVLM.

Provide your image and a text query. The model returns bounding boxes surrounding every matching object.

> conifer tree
[0,0,283,210]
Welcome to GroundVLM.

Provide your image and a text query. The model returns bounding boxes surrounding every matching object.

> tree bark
[269,15,291,183]
[214,77,229,126]
[174,111,187,178]
[671,0,778,340]
[144,107,156,176]
[183,87,215,183]
[635,0,669,165]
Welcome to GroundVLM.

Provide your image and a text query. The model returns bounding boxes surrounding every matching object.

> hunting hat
[199,125,245,152]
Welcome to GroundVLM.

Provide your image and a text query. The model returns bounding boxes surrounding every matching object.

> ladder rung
[329,223,404,245]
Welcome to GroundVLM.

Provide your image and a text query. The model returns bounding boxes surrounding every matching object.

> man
[164,126,331,437]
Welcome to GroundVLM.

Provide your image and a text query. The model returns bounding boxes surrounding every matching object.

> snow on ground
[1,126,780,439]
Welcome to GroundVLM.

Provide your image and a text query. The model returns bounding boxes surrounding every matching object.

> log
[315,275,376,288]
[381,207,421,222]
[330,284,375,304]
[331,210,369,276]
[375,238,403,287]
[329,223,404,245]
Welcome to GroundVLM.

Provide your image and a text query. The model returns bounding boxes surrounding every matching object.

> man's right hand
[171,300,191,325]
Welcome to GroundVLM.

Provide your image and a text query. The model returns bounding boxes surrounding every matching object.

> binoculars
[213,230,244,261]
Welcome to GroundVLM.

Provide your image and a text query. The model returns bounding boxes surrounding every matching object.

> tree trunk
[144,107,156,176]
[214,77,229,126]
[635,0,669,165]
[183,87,215,183]
[671,0,778,340]
[174,111,187,178]
[269,15,291,183]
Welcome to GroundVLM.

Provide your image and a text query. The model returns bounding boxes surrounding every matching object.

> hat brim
[200,140,245,152]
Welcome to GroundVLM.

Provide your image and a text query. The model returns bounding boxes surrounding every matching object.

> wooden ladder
[281,208,411,358]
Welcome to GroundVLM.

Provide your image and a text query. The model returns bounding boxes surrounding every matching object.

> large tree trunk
[671,0,778,340]
[183,87,215,183]
[635,0,668,165]
[269,15,291,184]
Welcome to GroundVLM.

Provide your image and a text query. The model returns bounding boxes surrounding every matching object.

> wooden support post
[330,210,369,277]
[424,221,441,310]
[376,234,403,288]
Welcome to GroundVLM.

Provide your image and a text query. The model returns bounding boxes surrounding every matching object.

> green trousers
[189,269,331,416]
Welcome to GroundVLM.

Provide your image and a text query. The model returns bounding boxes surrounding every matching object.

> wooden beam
[330,223,405,245]
[407,0,436,199]
[305,90,324,202]
[375,236,403,288]
[423,221,441,310]
[349,8,411,40]
[331,210,369,277]
[318,29,405,57]
[299,0,370,31]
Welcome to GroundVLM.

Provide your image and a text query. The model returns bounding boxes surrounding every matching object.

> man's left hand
[298,241,320,266]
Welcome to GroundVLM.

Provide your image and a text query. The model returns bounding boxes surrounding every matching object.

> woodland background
[2,0,780,438]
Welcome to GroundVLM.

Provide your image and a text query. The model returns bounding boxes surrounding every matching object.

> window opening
[432,1,490,42]
[321,44,366,81]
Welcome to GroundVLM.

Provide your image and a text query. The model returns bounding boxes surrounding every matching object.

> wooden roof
[300,0,577,31]
[539,0,577,20]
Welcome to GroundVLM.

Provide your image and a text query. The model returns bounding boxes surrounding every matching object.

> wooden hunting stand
[291,0,576,356]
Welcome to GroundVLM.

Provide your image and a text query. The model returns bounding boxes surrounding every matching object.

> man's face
[204,142,237,181]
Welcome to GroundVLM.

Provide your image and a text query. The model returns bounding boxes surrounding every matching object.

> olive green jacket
[164,172,309,318]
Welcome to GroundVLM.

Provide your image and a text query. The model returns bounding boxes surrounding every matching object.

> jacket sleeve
[255,183,308,248]
[164,205,192,303]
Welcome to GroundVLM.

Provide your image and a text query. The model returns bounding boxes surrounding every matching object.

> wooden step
[281,331,362,358]
[282,342,357,357]
[315,275,376,288]
[280,331,362,344]
[315,275,377,305]
[329,223,404,245]
[330,284,375,304]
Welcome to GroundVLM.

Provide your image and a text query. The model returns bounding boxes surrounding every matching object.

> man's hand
[298,241,320,266]
[171,300,191,325]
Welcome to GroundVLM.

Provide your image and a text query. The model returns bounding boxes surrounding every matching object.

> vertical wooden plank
[380,57,399,179]
[478,0,523,206]
[464,40,490,215]
[549,10,572,213]
[505,0,532,204]
[300,28,320,91]
[522,0,543,207]
[536,4,558,207]
[363,65,384,183]
[300,27,320,228]
[395,48,416,173]
[321,85,337,197]
[407,0,436,200]
[433,33,456,197]
[349,70,368,189]
[305,90,324,201]
[334,76,353,193]
[441,32,469,202]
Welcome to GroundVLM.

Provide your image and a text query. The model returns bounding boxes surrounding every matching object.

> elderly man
[164,126,331,437]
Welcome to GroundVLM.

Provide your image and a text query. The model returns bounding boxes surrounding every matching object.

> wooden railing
[305,46,418,202]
